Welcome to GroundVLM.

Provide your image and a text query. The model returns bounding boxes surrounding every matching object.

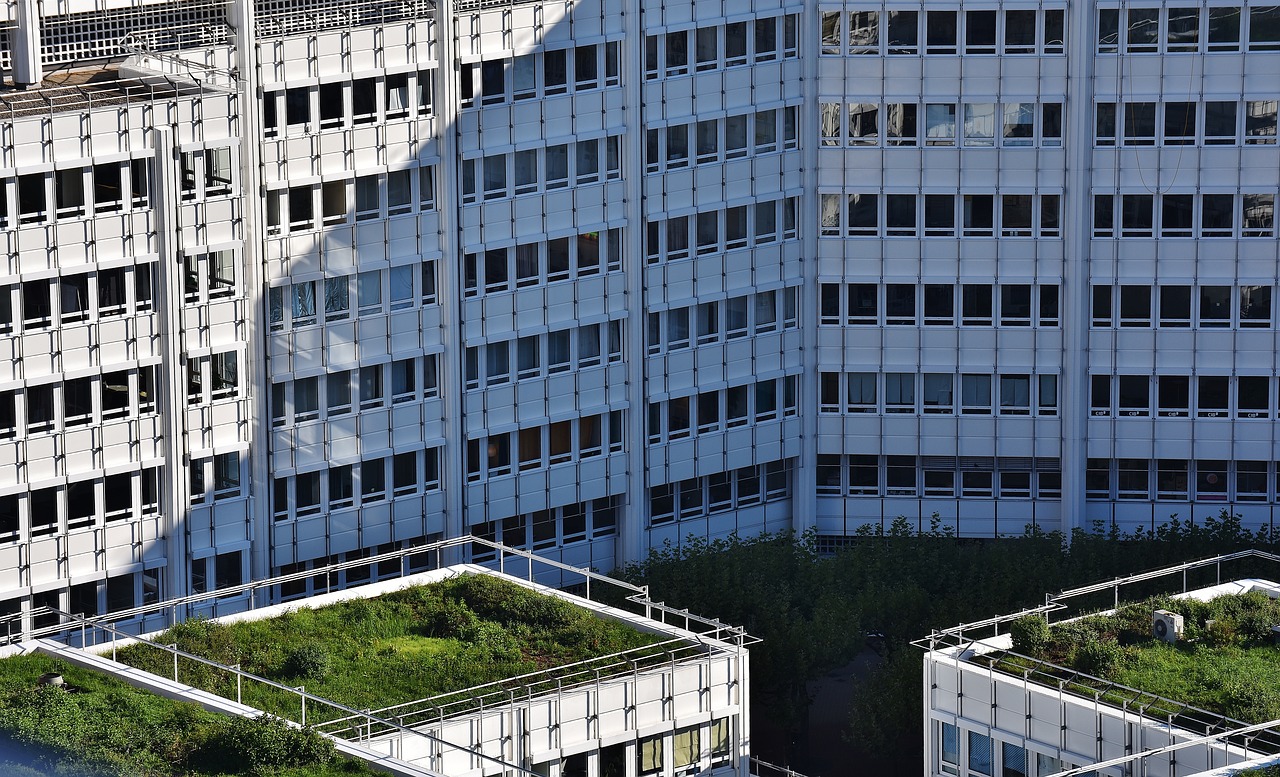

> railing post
[300,686,306,725]
[172,645,179,681]
[233,664,241,704]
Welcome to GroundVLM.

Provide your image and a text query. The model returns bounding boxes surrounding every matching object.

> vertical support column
[792,5,822,537]
[619,0,647,567]
[150,126,192,610]
[229,0,272,595]
[437,0,468,552]
[12,0,43,88]
[1059,2,1098,538]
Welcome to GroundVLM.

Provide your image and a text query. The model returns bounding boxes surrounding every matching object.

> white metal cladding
[0,0,1279,647]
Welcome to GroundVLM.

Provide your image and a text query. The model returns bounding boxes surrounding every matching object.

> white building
[920,552,1280,777]
[0,0,1278,632]
[20,545,755,777]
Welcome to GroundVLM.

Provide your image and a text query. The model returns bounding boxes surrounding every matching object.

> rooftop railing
[36,602,541,777]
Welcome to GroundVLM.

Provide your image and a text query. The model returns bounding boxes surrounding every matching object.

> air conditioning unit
[1153,610,1184,643]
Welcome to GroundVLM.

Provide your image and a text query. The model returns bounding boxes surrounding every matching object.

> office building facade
[0,0,1277,630]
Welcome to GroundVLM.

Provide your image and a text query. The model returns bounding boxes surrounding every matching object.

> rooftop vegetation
[114,573,665,724]
[0,652,376,777]
[1004,591,1280,723]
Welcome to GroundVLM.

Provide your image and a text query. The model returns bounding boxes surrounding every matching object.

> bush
[1009,616,1050,656]
[1202,618,1242,648]
[281,644,331,680]
[1073,640,1122,678]
[197,714,335,776]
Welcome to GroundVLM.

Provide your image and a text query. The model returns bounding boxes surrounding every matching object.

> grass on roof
[0,652,380,777]
[114,573,666,724]
[1001,591,1280,723]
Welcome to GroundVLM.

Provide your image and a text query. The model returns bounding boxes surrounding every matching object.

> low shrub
[281,644,332,680]
[195,714,335,776]
[1009,616,1051,656]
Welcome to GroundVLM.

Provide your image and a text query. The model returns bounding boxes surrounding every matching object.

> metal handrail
[920,549,1280,645]
[749,756,811,777]
[39,604,540,777]
[8,536,696,647]
[320,636,732,738]
[971,650,1266,739]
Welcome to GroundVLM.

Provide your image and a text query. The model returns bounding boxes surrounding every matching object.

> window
[962,285,992,326]
[1239,461,1269,501]
[1198,375,1229,417]
[1246,101,1277,145]
[884,373,914,413]
[940,722,959,776]
[887,11,918,54]
[639,735,663,776]
[711,719,731,766]
[1000,375,1031,415]
[926,10,957,54]
[360,365,384,409]
[1200,286,1231,327]
[961,374,991,414]
[1096,102,1118,146]
[1000,285,1032,326]
[822,12,842,54]
[1004,10,1036,54]
[211,352,238,400]
[925,284,955,325]
[1158,375,1190,417]
[1158,459,1189,500]
[963,195,994,236]
[848,103,878,146]
[1250,6,1280,51]
[1118,459,1150,500]
[1122,194,1154,236]
[923,374,953,414]
[1086,458,1112,499]
[965,10,996,54]
[674,726,700,770]
[1238,376,1269,418]
[886,104,918,145]
[1164,102,1197,145]
[214,452,241,498]
[926,104,957,146]
[964,103,995,146]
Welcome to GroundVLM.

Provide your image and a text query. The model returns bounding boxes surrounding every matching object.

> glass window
[1208,7,1242,50]
[887,11,918,54]
[849,11,879,52]
[965,10,996,54]
[926,104,957,145]
[639,734,663,775]
[926,10,957,54]
[1249,6,1280,51]
[673,726,699,769]
[1167,7,1200,51]
[847,103,878,146]
[1127,7,1160,51]
[962,374,992,414]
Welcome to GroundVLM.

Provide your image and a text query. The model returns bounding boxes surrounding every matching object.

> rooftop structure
[2,539,758,777]
[0,0,1278,641]
[919,550,1280,777]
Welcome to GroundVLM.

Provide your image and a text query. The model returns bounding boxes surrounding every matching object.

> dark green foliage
[197,715,334,776]
[115,574,662,726]
[1009,616,1051,655]
[0,654,375,776]
[281,645,331,680]
[1074,640,1122,678]
[620,509,1280,776]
